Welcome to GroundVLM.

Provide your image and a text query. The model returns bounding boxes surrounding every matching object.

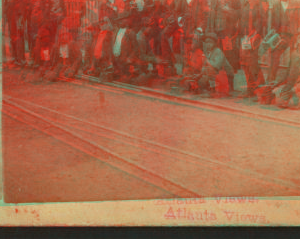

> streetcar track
[5,69,300,128]
[2,101,201,198]
[4,95,300,193]
[59,75,300,129]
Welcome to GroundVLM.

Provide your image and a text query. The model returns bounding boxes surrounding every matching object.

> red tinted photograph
[2,0,300,204]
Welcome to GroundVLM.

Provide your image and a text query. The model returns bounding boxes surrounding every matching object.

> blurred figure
[32,25,53,67]
[89,16,115,78]
[207,0,241,90]
[259,0,300,84]
[272,34,300,108]
[136,0,164,63]
[159,0,209,76]
[44,0,67,45]
[5,0,27,66]
[239,0,265,97]
[77,18,94,74]
[43,28,82,81]
[26,25,53,82]
[190,32,234,96]
[28,0,47,64]
[110,13,141,79]
[62,1,86,41]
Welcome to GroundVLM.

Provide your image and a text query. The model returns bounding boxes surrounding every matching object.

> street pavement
[2,68,300,203]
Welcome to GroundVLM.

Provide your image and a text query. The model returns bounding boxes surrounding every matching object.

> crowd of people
[3,0,300,108]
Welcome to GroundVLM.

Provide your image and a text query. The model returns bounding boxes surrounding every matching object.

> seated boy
[184,32,234,96]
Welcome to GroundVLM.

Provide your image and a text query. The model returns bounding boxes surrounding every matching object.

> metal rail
[4,94,300,195]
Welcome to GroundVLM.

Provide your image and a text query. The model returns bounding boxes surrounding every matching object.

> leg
[267,46,288,83]
[161,22,178,64]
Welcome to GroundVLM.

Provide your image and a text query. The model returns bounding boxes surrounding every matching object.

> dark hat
[203,32,218,42]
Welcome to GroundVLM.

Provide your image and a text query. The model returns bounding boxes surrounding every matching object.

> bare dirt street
[2,69,300,203]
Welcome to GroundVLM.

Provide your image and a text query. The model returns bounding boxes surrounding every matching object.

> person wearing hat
[192,32,234,96]
[42,27,82,81]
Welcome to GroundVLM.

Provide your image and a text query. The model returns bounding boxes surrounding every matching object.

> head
[203,33,218,52]
[192,28,204,50]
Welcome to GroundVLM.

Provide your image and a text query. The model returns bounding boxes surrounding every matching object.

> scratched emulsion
[2,0,300,203]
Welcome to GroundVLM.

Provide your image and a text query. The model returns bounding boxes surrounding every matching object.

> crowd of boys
[3,0,300,108]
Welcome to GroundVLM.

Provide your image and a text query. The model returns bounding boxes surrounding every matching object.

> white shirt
[113,28,127,57]
[135,0,144,11]
[60,44,69,59]
[281,1,289,13]
[186,0,192,5]
[41,48,50,61]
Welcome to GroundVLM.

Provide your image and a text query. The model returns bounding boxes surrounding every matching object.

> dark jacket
[240,0,266,36]
[160,0,209,35]
[112,28,140,62]
[207,0,241,35]
[271,0,300,36]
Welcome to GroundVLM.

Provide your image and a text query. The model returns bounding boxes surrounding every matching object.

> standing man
[159,0,209,76]
[262,0,300,84]
[207,0,241,91]
[5,0,27,66]
[44,0,66,45]
[239,0,265,97]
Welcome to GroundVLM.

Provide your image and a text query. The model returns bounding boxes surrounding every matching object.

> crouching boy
[185,32,234,97]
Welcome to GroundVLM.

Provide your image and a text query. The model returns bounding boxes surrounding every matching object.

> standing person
[27,0,46,66]
[5,0,27,66]
[111,14,141,79]
[44,0,66,45]
[42,28,82,81]
[206,0,241,91]
[159,0,209,76]
[260,0,300,84]
[272,43,300,108]
[62,1,86,41]
[136,0,162,62]
[25,25,54,82]
[239,0,265,97]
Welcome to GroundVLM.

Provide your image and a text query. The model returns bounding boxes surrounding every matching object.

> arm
[207,48,225,71]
